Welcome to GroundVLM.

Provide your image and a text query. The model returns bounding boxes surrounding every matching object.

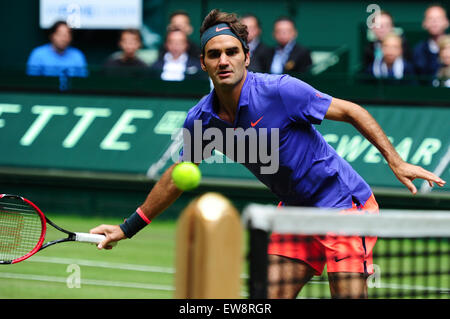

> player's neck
[214,71,247,123]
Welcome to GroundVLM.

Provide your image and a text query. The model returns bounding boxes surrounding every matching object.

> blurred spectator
[159,10,201,59]
[151,28,202,81]
[434,35,450,87]
[104,29,148,75]
[363,10,412,70]
[269,17,312,75]
[26,21,87,77]
[368,33,415,83]
[413,4,449,77]
[241,14,272,73]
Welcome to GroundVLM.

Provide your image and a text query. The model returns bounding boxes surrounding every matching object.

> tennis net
[243,204,450,299]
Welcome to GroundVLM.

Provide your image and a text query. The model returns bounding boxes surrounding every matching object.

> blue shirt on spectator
[26,43,88,77]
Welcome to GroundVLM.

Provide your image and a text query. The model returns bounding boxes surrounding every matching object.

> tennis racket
[0,194,113,264]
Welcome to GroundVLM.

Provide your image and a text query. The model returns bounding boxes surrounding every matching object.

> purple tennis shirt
[181,71,372,209]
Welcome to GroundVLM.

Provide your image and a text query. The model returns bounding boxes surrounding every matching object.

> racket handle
[74,233,117,247]
[75,233,106,243]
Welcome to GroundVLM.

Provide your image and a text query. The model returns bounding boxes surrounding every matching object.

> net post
[174,192,243,298]
[248,223,269,299]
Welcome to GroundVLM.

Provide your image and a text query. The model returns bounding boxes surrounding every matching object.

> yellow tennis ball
[171,162,201,191]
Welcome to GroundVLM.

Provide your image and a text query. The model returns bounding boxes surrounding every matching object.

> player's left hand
[389,160,446,194]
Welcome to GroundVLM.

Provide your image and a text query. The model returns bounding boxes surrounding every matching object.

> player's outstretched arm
[90,163,184,249]
[325,98,446,194]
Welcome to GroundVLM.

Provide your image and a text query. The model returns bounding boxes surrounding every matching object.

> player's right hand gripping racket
[0,194,114,264]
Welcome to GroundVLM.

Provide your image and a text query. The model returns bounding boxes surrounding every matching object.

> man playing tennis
[91,9,446,298]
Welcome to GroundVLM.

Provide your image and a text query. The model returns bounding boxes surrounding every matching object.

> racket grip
[75,233,117,248]
[75,233,106,243]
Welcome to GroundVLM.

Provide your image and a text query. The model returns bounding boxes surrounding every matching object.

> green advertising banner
[318,107,449,192]
[0,92,448,193]
[0,92,193,173]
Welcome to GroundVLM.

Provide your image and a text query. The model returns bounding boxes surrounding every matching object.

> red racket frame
[0,194,47,264]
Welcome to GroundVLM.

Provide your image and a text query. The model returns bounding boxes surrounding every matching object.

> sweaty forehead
[204,34,242,52]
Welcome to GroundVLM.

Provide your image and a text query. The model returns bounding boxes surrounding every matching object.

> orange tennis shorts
[268,194,379,276]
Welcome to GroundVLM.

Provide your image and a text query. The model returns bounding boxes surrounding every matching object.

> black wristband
[119,208,151,238]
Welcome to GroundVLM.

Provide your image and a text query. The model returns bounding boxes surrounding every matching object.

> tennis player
[91,9,446,298]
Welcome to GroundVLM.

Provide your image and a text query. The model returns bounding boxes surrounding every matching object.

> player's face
[201,35,250,89]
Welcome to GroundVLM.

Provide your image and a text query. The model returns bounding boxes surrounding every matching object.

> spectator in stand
[104,29,148,75]
[368,33,416,84]
[26,21,87,77]
[159,10,201,59]
[413,4,449,77]
[363,10,412,70]
[268,17,312,75]
[151,28,202,81]
[435,35,450,87]
[241,14,272,73]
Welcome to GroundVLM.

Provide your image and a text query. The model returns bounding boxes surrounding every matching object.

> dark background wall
[1,0,448,72]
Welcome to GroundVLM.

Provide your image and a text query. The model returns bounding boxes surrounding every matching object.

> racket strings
[0,199,43,261]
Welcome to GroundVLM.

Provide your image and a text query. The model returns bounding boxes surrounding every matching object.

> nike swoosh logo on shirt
[251,116,264,127]
[216,26,230,32]
[334,256,350,262]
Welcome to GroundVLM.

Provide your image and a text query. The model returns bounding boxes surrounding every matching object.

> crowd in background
[25,5,450,87]
[363,5,449,87]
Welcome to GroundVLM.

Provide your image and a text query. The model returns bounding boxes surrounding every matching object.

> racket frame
[0,194,47,264]
[0,194,103,264]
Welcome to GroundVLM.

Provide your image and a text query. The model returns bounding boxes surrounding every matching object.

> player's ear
[200,55,207,71]
[245,51,250,67]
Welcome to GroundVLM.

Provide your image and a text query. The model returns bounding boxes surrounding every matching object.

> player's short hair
[200,9,249,55]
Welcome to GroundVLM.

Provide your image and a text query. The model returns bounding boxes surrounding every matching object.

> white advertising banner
[40,0,142,29]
